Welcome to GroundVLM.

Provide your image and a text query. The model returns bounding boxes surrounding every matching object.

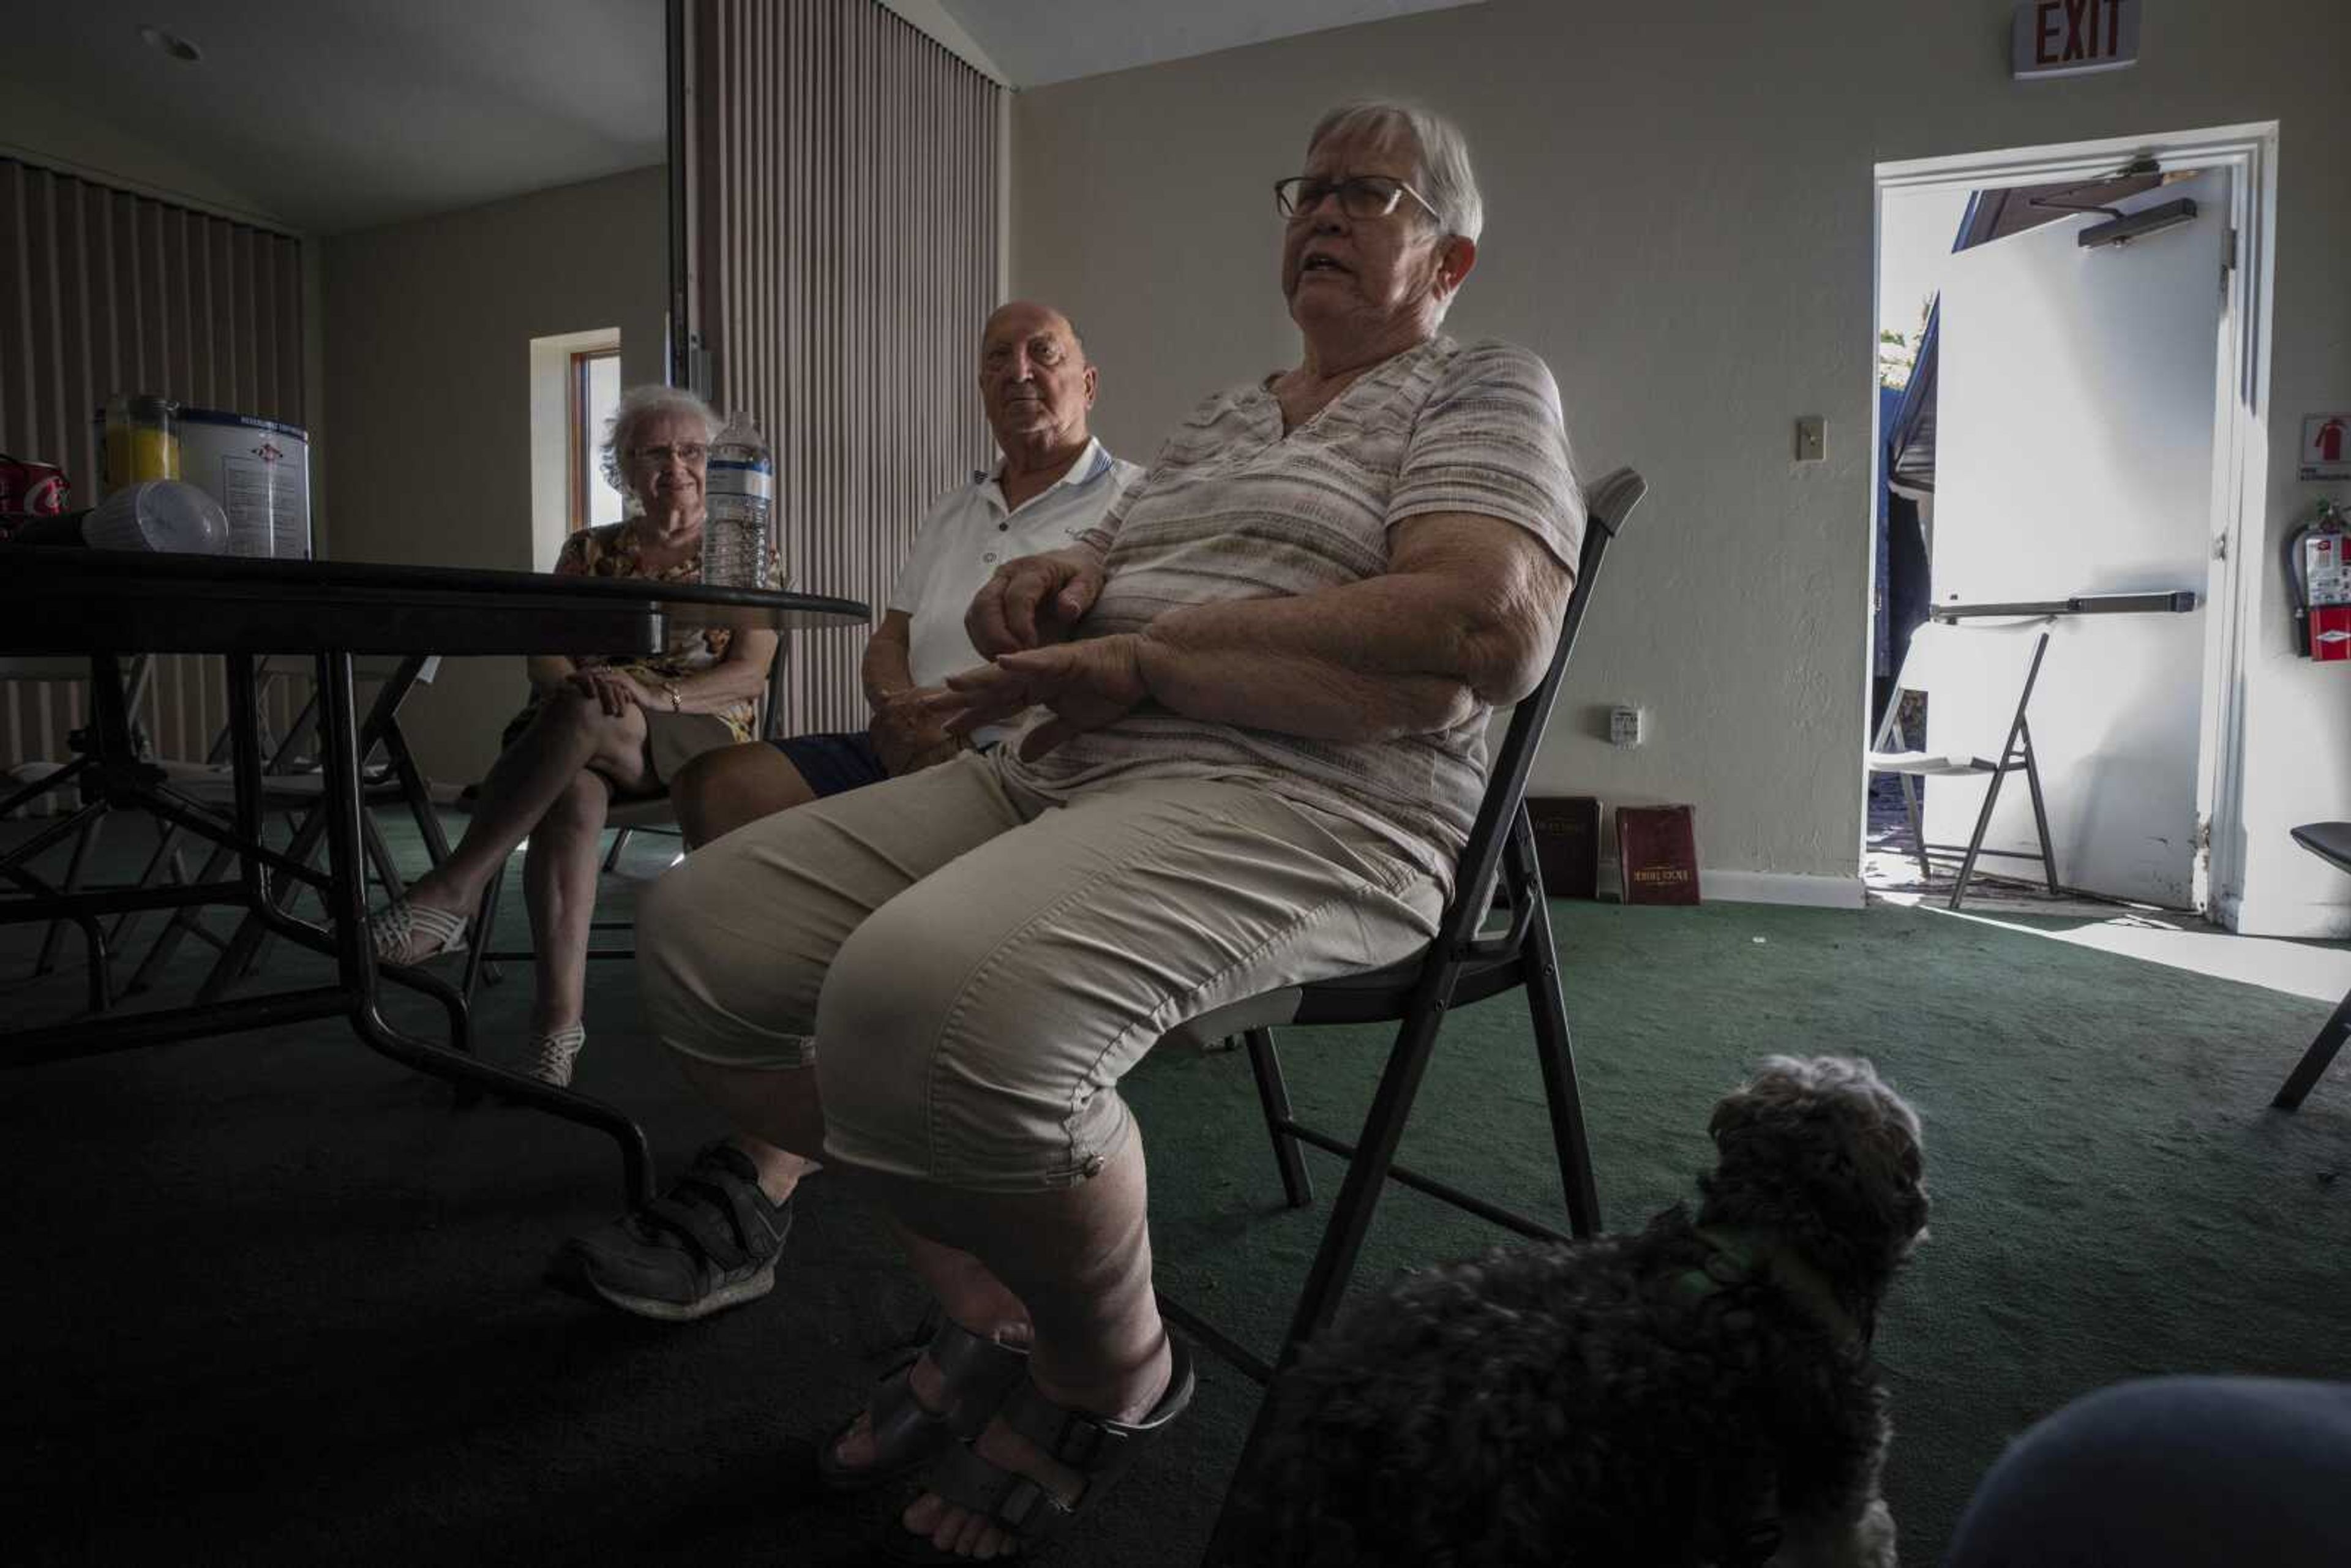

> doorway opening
[1867,124,2276,925]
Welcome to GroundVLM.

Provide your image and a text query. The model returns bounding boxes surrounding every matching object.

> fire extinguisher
[2290,498,2351,660]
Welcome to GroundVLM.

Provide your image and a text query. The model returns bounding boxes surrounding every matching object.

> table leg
[311,651,653,1207]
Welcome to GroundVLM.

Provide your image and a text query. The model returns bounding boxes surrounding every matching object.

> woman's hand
[566,666,657,717]
[869,686,959,776]
[966,547,1107,657]
[929,636,1147,762]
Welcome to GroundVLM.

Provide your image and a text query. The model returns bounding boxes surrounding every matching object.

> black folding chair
[1155,467,1647,1562]
[2271,822,2351,1111]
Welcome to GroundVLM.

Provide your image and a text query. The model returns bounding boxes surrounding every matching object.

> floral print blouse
[523,520,763,742]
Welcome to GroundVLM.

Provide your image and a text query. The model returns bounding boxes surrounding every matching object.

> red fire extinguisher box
[2312,604,2351,661]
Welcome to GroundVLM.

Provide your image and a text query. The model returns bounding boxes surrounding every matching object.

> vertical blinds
[0,157,306,770]
[689,0,1002,735]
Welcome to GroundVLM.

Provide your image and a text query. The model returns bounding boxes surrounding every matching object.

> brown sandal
[881,1338,1196,1562]
[816,1318,1031,1494]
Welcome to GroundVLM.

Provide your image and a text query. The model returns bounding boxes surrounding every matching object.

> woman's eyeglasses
[635,442,710,466]
[1273,174,1441,224]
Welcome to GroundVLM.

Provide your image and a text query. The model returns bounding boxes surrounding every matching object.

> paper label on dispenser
[707,459,773,502]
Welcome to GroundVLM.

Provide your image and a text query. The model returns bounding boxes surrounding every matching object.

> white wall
[320,167,667,783]
[1010,0,2351,931]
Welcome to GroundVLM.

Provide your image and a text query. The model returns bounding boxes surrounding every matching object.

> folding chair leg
[1204,999,1452,1566]
[1897,773,1930,881]
[34,809,105,975]
[602,827,633,874]
[1518,883,1602,1238]
[107,819,188,955]
[1242,1027,1313,1209]
[2272,989,2351,1111]
[460,867,507,1008]
[1949,768,2013,912]
[2019,718,2060,895]
[126,836,239,994]
[197,808,331,1003]
[359,808,406,901]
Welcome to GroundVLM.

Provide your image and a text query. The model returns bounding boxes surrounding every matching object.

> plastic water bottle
[702,411,774,589]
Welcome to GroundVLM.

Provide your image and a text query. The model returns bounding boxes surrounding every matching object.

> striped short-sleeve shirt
[999,334,1584,890]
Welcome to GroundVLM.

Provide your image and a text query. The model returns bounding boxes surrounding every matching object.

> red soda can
[0,454,71,516]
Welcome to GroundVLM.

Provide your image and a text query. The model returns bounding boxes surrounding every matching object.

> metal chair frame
[0,655,156,1005]
[1867,623,2060,910]
[119,656,452,1002]
[1163,468,1648,1563]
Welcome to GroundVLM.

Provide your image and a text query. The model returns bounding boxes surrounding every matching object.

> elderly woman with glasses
[635,101,1583,1559]
[367,384,778,1086]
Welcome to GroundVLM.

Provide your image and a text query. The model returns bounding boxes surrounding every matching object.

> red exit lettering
[2037,0,2124,64]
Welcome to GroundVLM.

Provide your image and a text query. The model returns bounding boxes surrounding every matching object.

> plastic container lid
[82,479,229,555]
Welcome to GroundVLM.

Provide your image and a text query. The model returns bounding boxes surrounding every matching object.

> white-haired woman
[367,385,778,1086]
[639,100,1583,1559]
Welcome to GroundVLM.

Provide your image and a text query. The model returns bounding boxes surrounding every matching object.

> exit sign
[2014,0,2141,78]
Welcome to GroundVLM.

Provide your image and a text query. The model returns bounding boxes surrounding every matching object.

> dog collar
[1689,1226,1865,1351]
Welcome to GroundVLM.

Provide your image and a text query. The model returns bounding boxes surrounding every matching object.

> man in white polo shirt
[552,300,1141,1322]
[662,301,1142,846]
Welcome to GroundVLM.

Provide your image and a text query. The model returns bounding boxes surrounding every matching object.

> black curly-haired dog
[1226,1055,1927,1568]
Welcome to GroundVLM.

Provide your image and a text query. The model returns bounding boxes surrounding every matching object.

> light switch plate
[1795,415,1827,462]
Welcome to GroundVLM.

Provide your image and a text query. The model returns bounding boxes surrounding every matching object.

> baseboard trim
[1700,869,1867,910]
[2221,894,2351,941]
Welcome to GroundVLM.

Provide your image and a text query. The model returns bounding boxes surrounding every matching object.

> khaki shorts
[639,709,736,790]
[500,697,735,795]
[636,749,1442,1193]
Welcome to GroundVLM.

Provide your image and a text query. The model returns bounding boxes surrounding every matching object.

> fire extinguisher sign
[2303,413,2351,479]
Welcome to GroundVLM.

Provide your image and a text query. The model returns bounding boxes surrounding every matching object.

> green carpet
[3,814,2344,1564]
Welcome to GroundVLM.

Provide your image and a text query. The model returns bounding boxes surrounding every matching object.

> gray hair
[601,383,722,498]
[1307,100,1483,245]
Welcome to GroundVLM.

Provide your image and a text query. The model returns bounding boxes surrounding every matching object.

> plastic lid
[83,479,227,554]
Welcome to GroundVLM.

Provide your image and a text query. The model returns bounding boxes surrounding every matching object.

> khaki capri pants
[636,749,1442,1193]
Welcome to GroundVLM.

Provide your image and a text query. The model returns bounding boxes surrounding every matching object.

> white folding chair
[124,655,451,999]
[0,655,157,992]
[1867,619,2059,909]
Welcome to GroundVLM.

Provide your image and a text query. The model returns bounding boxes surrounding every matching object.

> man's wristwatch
[662,679,683,713]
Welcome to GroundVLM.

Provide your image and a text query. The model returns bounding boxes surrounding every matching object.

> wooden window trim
[567,346,620,533]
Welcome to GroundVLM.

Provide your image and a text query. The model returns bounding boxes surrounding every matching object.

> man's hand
[566,666,656,717]
[966,546,1106,657]
[928,636,1147,762]
[869,686,960,776]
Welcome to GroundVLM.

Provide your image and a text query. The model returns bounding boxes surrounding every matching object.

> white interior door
[1924,170,2228,907]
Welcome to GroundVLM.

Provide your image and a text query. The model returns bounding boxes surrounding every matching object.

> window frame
[566,345,623,533]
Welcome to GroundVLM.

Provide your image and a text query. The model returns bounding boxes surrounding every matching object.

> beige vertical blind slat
[0,156,306,793]
[689,0,1000,737]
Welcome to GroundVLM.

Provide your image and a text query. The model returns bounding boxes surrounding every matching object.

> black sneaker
[550,1141,793,1321]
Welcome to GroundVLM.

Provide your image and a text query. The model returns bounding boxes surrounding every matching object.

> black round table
[0,547,869,1204]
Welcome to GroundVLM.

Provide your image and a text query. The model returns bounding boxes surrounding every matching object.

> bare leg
[671,1054,825,1203]
[672,741,819,849]
[685,1028,1155,1550]
[872,1145,1171,1560]
[401,688,656,917]
[521,771,610,1034]
[829,1229,1035,1473]
[660,756,829,1196]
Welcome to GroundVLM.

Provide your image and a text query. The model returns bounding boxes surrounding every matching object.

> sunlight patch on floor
[1873,890,2350,1004]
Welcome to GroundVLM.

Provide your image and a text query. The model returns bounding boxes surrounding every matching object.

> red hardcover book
[1526,796,1602,899]
[1616,805,1700,906]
